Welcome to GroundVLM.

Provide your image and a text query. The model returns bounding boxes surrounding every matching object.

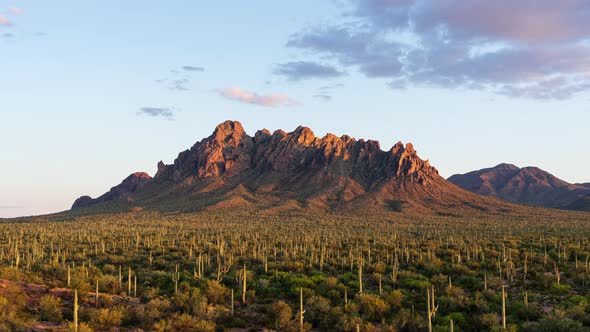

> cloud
[287,0,590,99]
[313,94,332,101]
[273,61,345,81]
[219,87,300,107]
[0,14,11,26]
[138,107,176,119]
[182,65,205,72]
[0,205,23,209]
[319,83,344,90]
[9,7,22,15]
[169,78,190,91]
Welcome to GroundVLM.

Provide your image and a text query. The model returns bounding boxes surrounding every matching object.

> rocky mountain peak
[211,120,247,143]
[73,121,473,213]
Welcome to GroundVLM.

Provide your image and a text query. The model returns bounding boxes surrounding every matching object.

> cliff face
[154,121,438,186]
[72,121,515,214]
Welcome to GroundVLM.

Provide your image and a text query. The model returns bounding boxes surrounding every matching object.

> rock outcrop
[155,121,438,186]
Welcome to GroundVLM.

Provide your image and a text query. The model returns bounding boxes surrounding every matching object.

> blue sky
[1,0,589,217]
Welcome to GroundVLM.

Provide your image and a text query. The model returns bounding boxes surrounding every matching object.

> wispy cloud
[138,107,176,119]
[155,65,204,91]
[313,94,332,101]
[0,205,23,209]
[219,87,300,107]
[169,78,190,91]
[9,7,22,15]
[273,61,345,81]
[182,65,205,72]
[313,83,344,102]
[287,0,590,99]
[0,15,11,26]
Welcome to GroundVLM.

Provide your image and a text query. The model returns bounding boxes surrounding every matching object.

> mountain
[72,172,152,209]
[71,121,519,215]
[448,163,590,210]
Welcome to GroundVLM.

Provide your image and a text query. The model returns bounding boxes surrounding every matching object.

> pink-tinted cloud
[219,87,300,107]
[9,7,22,16]
[0,15,11,26]
[288,0,590,99]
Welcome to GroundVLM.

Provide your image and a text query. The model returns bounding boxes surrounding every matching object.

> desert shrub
[154,313,216,332]
[522,311,586,332]
[204,279,227,305]
[306,295,341,330]
[358,293,390,321]
[138,298,173,325]
[383,289,403,308]
[91,306,124,328]
[39,295,63,322]
[0,284,30,330]
[271,300,293,330]
[67,322,94,332]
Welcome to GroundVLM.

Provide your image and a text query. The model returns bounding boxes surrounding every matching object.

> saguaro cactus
[427,285,438,332]
[172,263,180,293]
[242,264,247,303]
[95,279,99,307]
[73,289,79,332]
[358,255,363,294]
[231,289,234,316]
[502,285,507,329]
[299,287,305,332]
[344,287,348,310]
[128,266,132,296]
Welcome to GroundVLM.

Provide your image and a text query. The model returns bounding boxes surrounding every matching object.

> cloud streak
[138,107,176,119]
[0,14,11,26]
[0,205,23,209]
[219,87,300,107]
[182,65,205,72]
[9,7,22,16]
[273,61,345,81]
[287,0,590,99]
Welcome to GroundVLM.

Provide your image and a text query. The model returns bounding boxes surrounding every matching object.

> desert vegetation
[1,210,590,331]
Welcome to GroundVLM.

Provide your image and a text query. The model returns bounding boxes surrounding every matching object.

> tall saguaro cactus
[172,263,180,294]
[95,279,99,308]
[242,264,247,303]
[299,287,305,332]
[427,285,438,332]
[128,266,132,296]
[358,255,363,294]
[73,289,79,332]
[502,285,507,330]
[231,289,234,316]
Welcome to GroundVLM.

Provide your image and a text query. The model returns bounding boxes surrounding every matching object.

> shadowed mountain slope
[449,164,590,211]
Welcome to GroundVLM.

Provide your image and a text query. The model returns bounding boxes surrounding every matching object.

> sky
[1,0,589,218]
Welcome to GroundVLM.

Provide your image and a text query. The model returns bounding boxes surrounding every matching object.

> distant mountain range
[448,164,590,211]
[72,121,519,216]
